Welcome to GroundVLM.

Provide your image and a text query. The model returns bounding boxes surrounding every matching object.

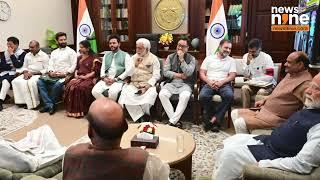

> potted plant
[42,29,58,55]
[159,32,173,50]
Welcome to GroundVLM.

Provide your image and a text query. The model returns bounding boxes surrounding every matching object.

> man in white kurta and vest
[12,40,49,109]
[232,51,312,134]
[159,37,196,128]
[213,73,320,180]
[91,34,132,100]
[241,38,275,108]
[0,37,26,111]
[119,38,160,122]
[37,32,77,115]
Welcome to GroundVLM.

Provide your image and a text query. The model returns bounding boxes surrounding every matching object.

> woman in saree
[64,40,101,117]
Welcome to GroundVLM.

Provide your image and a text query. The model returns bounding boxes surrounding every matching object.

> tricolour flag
[77,0,97,53]
[206,0,228,56]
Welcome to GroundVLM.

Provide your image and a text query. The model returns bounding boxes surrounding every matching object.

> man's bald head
[87,98,128,141]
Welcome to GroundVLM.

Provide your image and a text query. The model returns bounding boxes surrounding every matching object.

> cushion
[0,160,62,180]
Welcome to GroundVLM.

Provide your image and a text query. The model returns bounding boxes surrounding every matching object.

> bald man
[119,38,160,122]
[232,51,312,134]
[12,40,49,109]
[63,98,169,180]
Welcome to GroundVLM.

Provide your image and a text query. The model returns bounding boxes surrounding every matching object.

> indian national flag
[206,0,228,56]
[77,0,97,53]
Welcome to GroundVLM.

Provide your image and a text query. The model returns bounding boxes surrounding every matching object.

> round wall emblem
[154,0,185,31]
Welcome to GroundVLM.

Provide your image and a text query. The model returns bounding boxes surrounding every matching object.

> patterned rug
[72,121,230,179]
[0,105,38,137]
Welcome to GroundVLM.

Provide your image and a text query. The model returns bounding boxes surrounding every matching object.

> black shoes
[136,114,151,123]
[169,121,183,129]
[39,105,56,115]
[39,107,49,113]
[49,106,56,115]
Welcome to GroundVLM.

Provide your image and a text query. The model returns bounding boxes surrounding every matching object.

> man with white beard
[118,38,160,122]
[213,73,320,180]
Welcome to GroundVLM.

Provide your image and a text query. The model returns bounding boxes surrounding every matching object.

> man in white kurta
[213,73,320,180]
[240,38,275,108]
[12,40,49,109]
[91,34,133,100]
[37,32,77,114]
[119,38,160,122]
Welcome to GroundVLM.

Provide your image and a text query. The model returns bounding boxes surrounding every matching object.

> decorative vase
[164,46,169,51]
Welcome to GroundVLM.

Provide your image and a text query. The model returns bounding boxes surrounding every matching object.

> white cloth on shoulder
[0,125,66,172]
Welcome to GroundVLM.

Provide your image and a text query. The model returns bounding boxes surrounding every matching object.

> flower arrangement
[138,122,157,135]
[159,32,173,46]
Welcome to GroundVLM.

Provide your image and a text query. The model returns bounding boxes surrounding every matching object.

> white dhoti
[12,75,41,109]
[119,84,158,121]
[213,134,261,180]
[91,80,124,100]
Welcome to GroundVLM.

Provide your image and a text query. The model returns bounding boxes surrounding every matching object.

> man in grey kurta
[159,37,196,128]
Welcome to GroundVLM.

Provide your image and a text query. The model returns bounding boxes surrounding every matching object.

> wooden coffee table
[121,124,196,180]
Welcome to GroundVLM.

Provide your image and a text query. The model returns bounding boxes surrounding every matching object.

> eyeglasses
[177,44,188,48]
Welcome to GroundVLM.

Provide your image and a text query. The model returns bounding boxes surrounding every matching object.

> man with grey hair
[119,38,160,122]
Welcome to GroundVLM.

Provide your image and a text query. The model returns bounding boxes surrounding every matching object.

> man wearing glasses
[159,37,196,128]
[241,38,275,108]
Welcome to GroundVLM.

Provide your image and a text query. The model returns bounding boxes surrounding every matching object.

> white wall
[0,0,74,50]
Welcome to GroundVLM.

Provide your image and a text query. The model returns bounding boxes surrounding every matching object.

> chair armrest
[242,164,316,180]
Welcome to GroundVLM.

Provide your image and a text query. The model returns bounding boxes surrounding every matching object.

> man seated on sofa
[213,72,320,180]
[240,38,275,108]
[0,36,26,111]
[232,51,312,134]
[159,36,196,128]
[63,98,169,180]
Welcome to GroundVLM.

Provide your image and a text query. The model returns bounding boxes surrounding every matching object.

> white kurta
[12,50,49,109]
[47,46,77,74]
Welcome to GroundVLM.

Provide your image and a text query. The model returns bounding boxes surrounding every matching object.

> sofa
[242,164,320,180]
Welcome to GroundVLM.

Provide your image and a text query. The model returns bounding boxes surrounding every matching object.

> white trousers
[0,79,10,101]
[213,134,260,180]
[231,109,250,134]
[159,89,191,124]
[91,80,123,101]
[12,75,41,109]
[126,104,152,122]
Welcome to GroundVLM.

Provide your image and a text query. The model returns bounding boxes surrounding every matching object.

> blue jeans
[199,83,234,125]
[37,79,64,109]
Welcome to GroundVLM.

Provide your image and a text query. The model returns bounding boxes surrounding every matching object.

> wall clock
[0,1,11,21]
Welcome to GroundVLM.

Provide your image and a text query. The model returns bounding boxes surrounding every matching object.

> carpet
[72,121,230,179]
[0,106,38,137]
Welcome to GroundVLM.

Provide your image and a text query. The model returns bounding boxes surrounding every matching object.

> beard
[59,43,67,48]
[220,51,230,58]
[110,45,119,52]
[304,95,320,109]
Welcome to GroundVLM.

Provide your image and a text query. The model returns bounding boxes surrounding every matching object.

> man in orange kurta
[232,51,313,133]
